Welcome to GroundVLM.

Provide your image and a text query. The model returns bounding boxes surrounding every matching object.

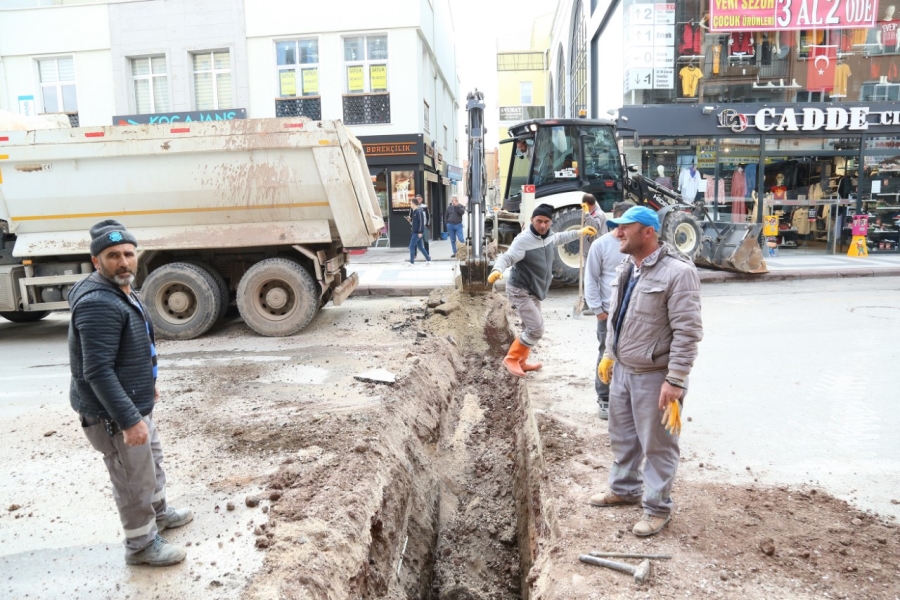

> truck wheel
[662,211,703,260]
[236,258,319,337]
[549,206,583,286]
[141,262,221,340]
[0,311,49,323]
[182,259,230,322]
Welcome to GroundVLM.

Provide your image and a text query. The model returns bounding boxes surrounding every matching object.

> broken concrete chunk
[759,537,775,556]
[8,504,21,512]
[435,302,459,316]
[416,331,427,338]
[43,430,56,437]
[245,495,260,508]
[354,369,396,385]
[226,502,235,511]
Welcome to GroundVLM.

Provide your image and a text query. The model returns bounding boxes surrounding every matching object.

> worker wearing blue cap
[588,205,703,538]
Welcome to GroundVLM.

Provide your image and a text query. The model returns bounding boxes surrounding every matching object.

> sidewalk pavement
[348,238,900,297]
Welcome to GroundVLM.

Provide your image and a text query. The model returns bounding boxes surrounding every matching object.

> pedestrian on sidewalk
[445,194,466,257]
[414,194,431,253]
[584,200,633,420]
[408,197,432,265]
[591,206,703,538]
[487,203,597,377]
[68,220,193,566]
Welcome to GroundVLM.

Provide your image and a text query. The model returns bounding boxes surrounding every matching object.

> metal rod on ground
[589,551,672,560]
[578,555,652,583]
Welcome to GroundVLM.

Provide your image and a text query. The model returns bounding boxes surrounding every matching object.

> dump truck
[0,117,384,339]
[485,117,766,283]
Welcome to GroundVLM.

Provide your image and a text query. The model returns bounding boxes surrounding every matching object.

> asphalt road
[524,276,900,521]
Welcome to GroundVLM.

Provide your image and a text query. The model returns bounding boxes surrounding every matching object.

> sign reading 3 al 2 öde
[710,0,878,32]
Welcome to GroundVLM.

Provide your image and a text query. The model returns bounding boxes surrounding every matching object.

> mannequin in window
[655,164,673,189]
[679,164,703,202]
[838,170,857,198]
[771,173,788,200]
[731,165,747,222]
[679,62,703,97]
[878,5,899,54]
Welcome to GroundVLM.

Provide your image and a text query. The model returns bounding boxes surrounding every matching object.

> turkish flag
[807,45,837,91]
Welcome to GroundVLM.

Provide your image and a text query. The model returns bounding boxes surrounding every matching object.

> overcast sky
[449,0,556,150]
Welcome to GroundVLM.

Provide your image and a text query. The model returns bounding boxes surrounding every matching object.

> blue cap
[608,206,660,232]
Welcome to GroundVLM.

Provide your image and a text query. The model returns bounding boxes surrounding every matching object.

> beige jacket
[604,243,702,380]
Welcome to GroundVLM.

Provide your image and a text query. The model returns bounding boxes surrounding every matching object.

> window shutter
[39,60,59,83]
[216,73,233,108]
[58,58,76,81]
[134,79,151,113]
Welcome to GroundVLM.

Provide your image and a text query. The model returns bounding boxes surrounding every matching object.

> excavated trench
[249,291,555,599]
[368,292,550,600]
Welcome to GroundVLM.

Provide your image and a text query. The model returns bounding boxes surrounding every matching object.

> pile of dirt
[528,410,900,599]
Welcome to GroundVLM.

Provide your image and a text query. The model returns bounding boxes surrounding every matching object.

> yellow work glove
[580,226,597,237]
[581,202,590,214]
[487,271,502,284]
[597,357,615,384]
[661,400,682,436]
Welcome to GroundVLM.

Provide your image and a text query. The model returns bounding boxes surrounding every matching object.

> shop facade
[621,102,900,254]
[602,0,900,255]
[360,134,451,248]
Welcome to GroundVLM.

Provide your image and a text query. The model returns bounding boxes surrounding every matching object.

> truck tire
[141,262,221,340]
[181,259,230,322]
[662,211,703,260]
[0,311,50,323]
[236,258,319,337]
[549,206,583,286]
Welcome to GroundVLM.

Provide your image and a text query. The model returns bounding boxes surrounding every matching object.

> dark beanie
[89,219,138,256]
[532,203,554,219]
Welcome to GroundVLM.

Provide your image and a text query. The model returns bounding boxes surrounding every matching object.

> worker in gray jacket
[584,200,633,419]
[488,203,597,377]
[591,206,702,538]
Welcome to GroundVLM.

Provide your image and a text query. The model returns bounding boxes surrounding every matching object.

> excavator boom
[459,90,494,292]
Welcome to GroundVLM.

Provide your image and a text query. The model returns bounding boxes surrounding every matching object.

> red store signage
[710,0,879,32]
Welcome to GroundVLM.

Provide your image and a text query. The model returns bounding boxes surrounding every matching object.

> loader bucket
[694,222,769,274]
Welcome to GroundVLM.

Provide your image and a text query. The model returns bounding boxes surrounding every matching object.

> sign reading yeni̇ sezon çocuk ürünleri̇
[709,0,879,32]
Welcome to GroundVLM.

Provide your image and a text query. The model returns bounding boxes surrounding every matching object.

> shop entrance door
[369,168,389,247]
[761,154,854,255]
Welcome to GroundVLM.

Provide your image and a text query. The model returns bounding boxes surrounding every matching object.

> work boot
[519,344,542,373]
[598,401,609,420]
[125,534,187,567]
[633,513,671,537]
[156,507,194,532]
[502,339,527,378]
[589,491,640,508]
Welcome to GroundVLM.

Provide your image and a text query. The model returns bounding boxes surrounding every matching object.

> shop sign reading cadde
[717,106,900,133]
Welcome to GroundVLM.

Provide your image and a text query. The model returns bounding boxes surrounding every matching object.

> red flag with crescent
[807,45,837,91]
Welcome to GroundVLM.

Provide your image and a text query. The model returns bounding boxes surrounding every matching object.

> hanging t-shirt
[729,32,754,55]
[730,169,746,199]
[679,168,703,202]
[833,63,852,96]
[772,185,788,201]
[679,66,703,96]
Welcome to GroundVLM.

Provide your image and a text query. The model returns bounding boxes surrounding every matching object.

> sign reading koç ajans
[113,108,247,125]
[709,0,878,32]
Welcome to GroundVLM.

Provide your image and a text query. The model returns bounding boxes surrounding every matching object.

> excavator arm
[459,90,493,291]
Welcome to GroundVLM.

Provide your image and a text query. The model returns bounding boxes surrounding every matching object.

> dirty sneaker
[589,492,640,508]
[598,401,609,420]
[156,507,194,532]
[125,534,186,566]
[632,513,671,537]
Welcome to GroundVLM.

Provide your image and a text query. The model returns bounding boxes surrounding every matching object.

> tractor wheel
[549,206,583,286]
[662,211,703,260]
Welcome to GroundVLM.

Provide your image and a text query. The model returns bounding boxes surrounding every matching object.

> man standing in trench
[69,220,193,566]
[487,203,597,377]
[584,200,633,419]
[592,206,702,537]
